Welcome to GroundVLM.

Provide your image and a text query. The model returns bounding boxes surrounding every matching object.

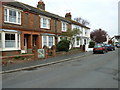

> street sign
[38,49,45,58]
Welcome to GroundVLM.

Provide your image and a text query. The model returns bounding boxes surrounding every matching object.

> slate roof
[3,1,90,29]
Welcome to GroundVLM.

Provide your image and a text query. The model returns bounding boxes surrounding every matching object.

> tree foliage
[90,29,107,43]
[62,28,82,48]
[74,17,90,26]
[56,40,70,52]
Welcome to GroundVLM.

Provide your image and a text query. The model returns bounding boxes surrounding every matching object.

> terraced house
[0,0,90,56]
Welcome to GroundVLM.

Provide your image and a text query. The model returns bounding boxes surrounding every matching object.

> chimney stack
[65,12,72,19]
[37,0,45,10]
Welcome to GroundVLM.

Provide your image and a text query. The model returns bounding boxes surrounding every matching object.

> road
[2,49,119,88]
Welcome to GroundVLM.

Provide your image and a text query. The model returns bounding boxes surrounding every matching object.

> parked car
[93,44,108,54]
[104,44,115,51]
[116,43,120,48]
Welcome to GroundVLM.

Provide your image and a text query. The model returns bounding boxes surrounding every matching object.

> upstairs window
[62,22,67,32]
[4,8,21,24]
[40,17,50,29]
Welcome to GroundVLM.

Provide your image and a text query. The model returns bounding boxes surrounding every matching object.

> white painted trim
[61,21,67,32]
[0,31,21,51]
[42,35,55,48]
[40,17,50,29]
[3,5,23,12]
[4,7,21,25]
[39,15,51,20]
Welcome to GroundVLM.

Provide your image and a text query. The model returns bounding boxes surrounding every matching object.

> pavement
[1,51,92,74]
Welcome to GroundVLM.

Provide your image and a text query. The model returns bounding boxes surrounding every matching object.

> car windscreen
[105,45,110,47]
[94,45,102,48]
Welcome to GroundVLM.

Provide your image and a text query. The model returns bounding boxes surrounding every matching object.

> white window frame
[4,6,21,25]
[42,36,55,48]
[0,31,20,51]
[5,33,16,48]
[76,37,80,46]
[40,16,50,29]
[43,36,47,46]
[62,21,67,32]
[48,36,54,47]
[0,33,2,49]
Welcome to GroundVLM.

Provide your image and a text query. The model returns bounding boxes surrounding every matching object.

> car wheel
[102,51,105,54]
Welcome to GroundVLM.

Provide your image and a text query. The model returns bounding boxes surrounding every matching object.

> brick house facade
[0,0,90,56]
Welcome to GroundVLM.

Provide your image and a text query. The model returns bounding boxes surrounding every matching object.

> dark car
[93,44,108,54]
[116,43,120,48]
[105,44,115,51]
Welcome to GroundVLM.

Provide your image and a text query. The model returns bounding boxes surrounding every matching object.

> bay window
[42,36,54,48]
[0,29,20,51]
[4,7,21,24]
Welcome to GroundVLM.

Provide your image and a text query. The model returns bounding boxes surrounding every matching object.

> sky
[15,0,119,37]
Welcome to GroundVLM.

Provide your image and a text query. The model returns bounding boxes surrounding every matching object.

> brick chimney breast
[65,12,72,19]
[37,0,45,10]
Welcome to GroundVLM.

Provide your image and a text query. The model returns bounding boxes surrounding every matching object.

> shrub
[14,56,21,59]
[89,41,95,48]
[56,40,70,52]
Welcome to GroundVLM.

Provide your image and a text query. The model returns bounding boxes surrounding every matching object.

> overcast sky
[15,0,119,37]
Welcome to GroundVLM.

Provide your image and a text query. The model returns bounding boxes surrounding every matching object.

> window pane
[17,34,20,48]
[9,10,16,23]
[9,10,12,16]
[49,36,53,47]
[18,12,20,23]
[43,18,47,27]
[5,34,10,40]
[5,33,15,48]
[43,36,47,46]
[47,19,50,28]
[4,9,7,21]
[77,38,79,45]
[13,11,16,16]
[0,33,1,48]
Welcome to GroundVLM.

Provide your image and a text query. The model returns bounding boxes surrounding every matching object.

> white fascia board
[3,5,23,12]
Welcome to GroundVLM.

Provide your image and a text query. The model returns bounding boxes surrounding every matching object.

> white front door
[24,37,27,53]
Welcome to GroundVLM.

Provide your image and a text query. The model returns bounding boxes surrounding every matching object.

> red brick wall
[2,50,21,56]
[2,6,63,35]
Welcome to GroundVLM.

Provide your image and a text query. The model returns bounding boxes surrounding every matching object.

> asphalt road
[2,49,119,88]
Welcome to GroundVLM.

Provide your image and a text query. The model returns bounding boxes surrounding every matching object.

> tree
[90,28,107,43]
[62,28,82,49]
[74,17,90,26]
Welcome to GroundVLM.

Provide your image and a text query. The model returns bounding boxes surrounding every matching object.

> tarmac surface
[2,50,119,88]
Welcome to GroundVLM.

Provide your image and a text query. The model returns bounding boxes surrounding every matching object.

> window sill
[0,48,21,51]
[4,21,21,26]
[40,27,50,30]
